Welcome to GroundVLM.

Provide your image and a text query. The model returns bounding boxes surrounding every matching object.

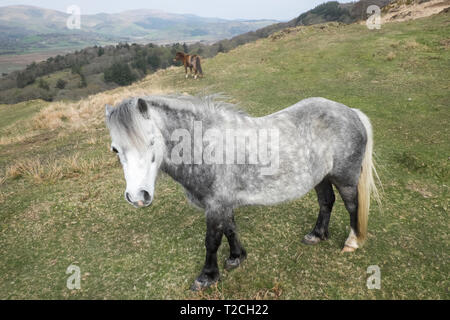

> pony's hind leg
[223,212,246,271]
[303,178,335,245]
[335,184,359,252]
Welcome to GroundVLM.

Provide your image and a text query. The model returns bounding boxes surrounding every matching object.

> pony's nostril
[142,190,151,203]
[125,192,132,203]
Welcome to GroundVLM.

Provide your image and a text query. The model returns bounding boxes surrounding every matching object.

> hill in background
[208,0,392,53]
[0,5,277,53]
[0,5,277,73]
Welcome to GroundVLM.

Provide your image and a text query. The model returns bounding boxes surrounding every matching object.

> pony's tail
[353,109,381,243]
[196,56,203,75]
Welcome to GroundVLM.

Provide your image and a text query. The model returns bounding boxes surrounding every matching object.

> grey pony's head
[105,98,164,208]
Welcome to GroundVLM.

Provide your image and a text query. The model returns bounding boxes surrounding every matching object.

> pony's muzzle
[125,190,153,208]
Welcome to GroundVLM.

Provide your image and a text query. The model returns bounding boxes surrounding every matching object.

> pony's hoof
[225,254,246,271]
[341,245,357,253]
[190,274,219,291]
[302,233,321,245]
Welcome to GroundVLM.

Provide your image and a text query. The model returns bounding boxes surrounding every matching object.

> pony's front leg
[193,68,198,80]
[224,211,246,270]
[191,209,224,291]
[185,65,189,78]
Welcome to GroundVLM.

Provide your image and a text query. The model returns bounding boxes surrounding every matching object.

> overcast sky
[0,0,344,21]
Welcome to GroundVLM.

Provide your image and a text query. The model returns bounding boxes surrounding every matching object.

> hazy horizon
[0,0,345,21]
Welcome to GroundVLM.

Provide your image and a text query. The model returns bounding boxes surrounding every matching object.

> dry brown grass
[253,282,283,300]
[0,116,38,146]
[406,180,435,198]
[3,153,115,184]
[61,153,102,178]
[439,38,450,49]
[386,51,397,61]
[0,191,5,204]
[86,136,97,145]
[344,71,363,81]
[382,0,450,23]
[0,72,173,149]
[31,76,172,132]
[193,283,225,300]
[0,132,37,146]
[4,158,61,183]
[405,40,420,49]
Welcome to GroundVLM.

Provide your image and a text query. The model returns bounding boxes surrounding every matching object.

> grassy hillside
[0,1,399,104]
[0,11,448,299]
[197,0,393,59]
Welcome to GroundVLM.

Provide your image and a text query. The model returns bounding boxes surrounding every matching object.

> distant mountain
[0,5,278,54]
[210,0,392,53]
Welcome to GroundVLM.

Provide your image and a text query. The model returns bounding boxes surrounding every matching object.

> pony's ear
[105,104,113,119]
[137,98,150,119]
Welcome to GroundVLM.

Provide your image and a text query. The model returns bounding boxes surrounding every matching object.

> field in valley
[0,11,448,299]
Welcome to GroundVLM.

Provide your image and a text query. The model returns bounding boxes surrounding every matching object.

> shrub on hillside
[78,73,87,88]
[296,1,352,25]
[147,54,161,71]
[16,71,36,88]
[97,47,105,57]
[38,78,50,91]
[104,62,136,86]
[55,79,67,89]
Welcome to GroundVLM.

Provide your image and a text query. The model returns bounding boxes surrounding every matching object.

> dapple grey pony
[105,95,379,291]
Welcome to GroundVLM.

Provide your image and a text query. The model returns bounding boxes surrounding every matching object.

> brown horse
[173,52,203,79]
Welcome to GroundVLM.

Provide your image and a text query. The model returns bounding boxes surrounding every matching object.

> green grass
[0,12,449,299]
[0,100,46,130]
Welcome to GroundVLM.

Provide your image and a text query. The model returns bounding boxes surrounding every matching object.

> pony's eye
[112,147,119,154]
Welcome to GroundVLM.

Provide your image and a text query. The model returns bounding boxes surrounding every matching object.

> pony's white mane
[106,94,248,150]
[147,94,247,118]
